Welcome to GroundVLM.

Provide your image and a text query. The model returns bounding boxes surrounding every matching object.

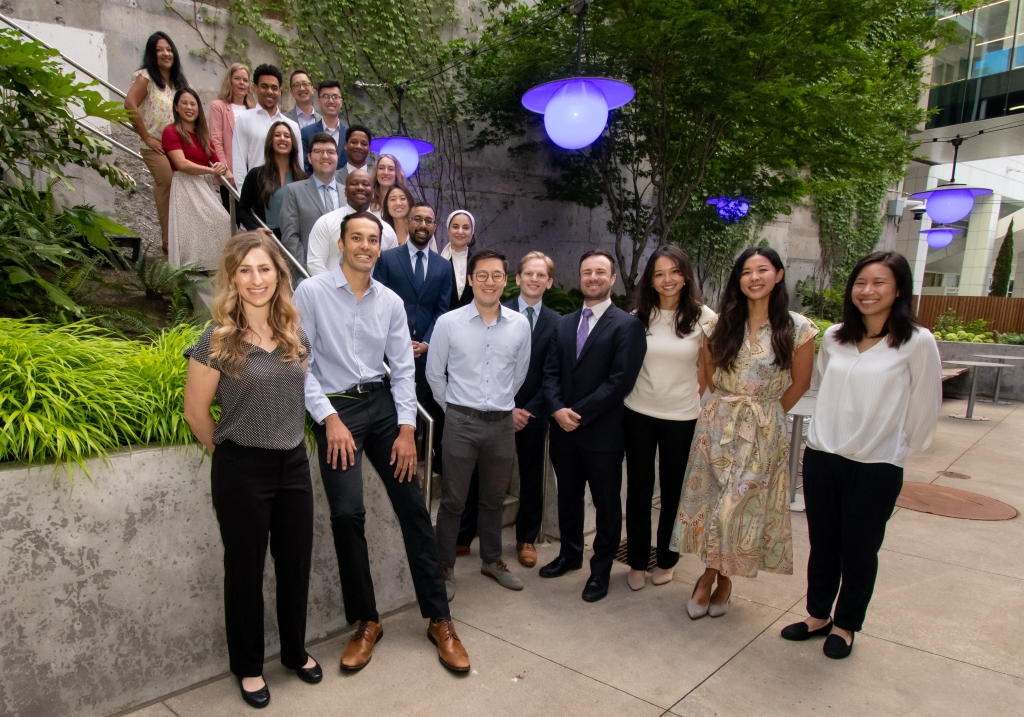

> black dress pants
[311,389,450,624]
[210,440,314,678]
[549,425,623,581]
[803,447,903,632]
[623,408,697,571]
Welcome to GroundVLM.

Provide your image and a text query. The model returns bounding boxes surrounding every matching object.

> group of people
[153,30,945,715]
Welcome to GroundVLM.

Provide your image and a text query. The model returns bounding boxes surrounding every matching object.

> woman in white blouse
[442,210,476,309]
[781,251,941,659]
[623,246,715,591]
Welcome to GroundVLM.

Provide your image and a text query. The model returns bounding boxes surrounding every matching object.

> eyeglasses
[310,149,337,156]
[291,81,313,90]
[472,272,507,284]
[409,217,436,225]
[319,94,343,102]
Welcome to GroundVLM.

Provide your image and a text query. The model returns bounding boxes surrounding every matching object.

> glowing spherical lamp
[707,197,751,223]
[369,136,434,176]
[522,77,634,150]
[910,184,993,225]
[920,228,963,249]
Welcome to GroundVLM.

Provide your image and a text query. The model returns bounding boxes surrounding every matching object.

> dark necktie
[526,306,535,331]
[414,250,425,289]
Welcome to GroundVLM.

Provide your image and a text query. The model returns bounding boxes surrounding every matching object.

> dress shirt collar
[313,175,338,193]
[518,295,542,313]
[331,264,380,295]
[346,163,368,175]
[585,296,613,320]
[294,105,316,123]
[406,239,429,261]
[466,301,509,326]
[255,106,285,121]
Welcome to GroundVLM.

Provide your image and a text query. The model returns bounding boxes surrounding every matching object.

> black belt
[448,403,512,421]
[327,381,386,398]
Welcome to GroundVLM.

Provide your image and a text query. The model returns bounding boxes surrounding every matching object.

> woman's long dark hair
[381,184,415,229]
[171,88,212,155]
[709,247,795,371]
[834,251,920,349]
[141,32,187,91]
[256,121,306,206]
[636,245,703,337]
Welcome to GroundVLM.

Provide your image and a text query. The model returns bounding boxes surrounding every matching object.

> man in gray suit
[283,70,320,128]
[279,132,345,268]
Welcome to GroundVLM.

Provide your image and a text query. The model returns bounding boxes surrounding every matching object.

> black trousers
[210,440,314,678]
[803,447,903,632]
[623,409,697,571]
[549,426,623,581]
[415,355,445,475]
[456,415,547,546]
[311,389,449,624]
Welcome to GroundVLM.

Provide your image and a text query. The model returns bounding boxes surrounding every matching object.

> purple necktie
[576,307,593,358]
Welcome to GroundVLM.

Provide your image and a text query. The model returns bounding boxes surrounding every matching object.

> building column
[959,194,1002,296]
[896,214,930,297]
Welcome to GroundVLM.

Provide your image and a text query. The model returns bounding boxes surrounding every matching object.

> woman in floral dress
[671,247,817,619]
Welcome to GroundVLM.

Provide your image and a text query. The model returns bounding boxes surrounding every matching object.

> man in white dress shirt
[232,64,300,183]
[426,249,532,600]
[306,169,399,275]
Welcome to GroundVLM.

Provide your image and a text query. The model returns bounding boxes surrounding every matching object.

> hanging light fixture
[920,228,963,249]
[369,84,433,175]
[707,197,751,223]
[910,134,992,225]
[521,1,634,150]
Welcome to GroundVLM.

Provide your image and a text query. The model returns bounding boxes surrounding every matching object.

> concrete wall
[0,445,418,717]
[938,341,1024,401]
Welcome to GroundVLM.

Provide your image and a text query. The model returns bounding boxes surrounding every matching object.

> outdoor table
[787,392,816,512]
[973,354,1023,404]
[943,360,1010,420]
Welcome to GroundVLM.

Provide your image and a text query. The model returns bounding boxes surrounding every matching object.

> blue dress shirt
[517,296,544,330]
[313,175,340,211]
[294,265,417,426]
[425,302,532,412]
[405,238,429,272]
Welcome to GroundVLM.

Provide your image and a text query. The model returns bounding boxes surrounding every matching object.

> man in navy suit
[373,200,452,471]
[300,80,348,175]
[539,249,646,602]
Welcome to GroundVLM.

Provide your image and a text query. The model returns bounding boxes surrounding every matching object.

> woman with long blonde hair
[370,153,408,213]
[183,232,321,709]
[210,62,255,206]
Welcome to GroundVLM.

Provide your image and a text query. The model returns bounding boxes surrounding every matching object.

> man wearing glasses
[279,132,344,267]
[300,80,348,175]
[284,70,320,129]
[426,249,531,599]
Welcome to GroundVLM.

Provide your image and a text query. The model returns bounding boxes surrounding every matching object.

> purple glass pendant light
[707,197,751,222]
[911,134,992,225]
[920,228,963,249]
[521,1,634,150]
[369,85,433,175]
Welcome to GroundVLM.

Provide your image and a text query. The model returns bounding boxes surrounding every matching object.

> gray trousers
[435,408,516,567]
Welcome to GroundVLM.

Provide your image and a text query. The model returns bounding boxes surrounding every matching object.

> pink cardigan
[209,99,237,188]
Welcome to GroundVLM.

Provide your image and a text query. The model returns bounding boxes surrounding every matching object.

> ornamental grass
[0,318,202,485]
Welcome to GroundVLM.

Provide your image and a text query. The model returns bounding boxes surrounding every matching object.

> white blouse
[807,325,942,467]
[624,305,716,421]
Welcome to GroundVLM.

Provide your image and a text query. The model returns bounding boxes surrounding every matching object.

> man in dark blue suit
[539,249,646,602]
[300,80,348,175]
[373,200,452,471]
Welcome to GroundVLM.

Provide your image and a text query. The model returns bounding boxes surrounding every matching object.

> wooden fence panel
[916,295,1024,333]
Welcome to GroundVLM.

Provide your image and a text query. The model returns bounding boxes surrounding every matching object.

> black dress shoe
[539,555,583,578]
[781,620,834,641]
[581,576,609,602]
[295,658,323,684]
[239,678,270,709]
[823,632,854,659]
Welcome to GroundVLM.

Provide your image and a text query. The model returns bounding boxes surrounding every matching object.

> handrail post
[423,415,435,510]
[539,432,551,543]
[228,189,237,236]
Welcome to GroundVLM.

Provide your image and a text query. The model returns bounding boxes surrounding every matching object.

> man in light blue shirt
[294,210,470,674]
[426,249,531,598]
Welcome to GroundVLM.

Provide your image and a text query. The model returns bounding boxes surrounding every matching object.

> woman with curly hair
[183,232,321,709]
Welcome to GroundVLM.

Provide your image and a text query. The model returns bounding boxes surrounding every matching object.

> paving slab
[669,612,1024,717]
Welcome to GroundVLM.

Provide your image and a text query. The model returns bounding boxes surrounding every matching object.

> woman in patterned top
[183,232,321,709]
[671,247,817,620]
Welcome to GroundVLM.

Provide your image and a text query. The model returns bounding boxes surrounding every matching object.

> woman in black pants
[781,252,941,659]
[623,246,716,591]
[184,231,321,708]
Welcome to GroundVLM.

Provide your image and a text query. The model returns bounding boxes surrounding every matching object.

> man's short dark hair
[289,69,309,84]
[579,248,616,272]
[468,248,507,277]
[309,131,338,150]
[410,198,434,214]
[339,211,383,241]
[346,124,373,143]
[252,64,283,86]
[317,79,341,95]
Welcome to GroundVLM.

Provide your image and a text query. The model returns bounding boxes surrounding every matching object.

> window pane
[933,11,974,85]
[972,0,1017,77]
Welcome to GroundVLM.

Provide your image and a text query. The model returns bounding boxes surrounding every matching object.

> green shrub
[811,319,834,352]
[0,319,203,484]
[997,332,1024,345]
[931,309,996,342]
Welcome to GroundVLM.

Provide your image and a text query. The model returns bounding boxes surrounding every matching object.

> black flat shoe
[539,555,583,578]
[581,576,609,602]
[239,678,270,709]
[295,658,323,684]
[823,632,854,659]
[781,620,834,641]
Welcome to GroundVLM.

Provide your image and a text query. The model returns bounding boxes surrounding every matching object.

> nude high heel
[687,582,710,619]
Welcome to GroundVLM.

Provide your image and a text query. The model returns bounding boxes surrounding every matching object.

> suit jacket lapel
[575,305,615,366]
[304,179,326,215]
[565,309,583,367]
[396,245,417,292]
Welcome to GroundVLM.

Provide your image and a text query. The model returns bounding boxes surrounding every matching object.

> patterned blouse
[185,325,311,450]
[132,68,176,149]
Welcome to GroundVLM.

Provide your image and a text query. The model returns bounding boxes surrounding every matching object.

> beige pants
[141,148,173,253]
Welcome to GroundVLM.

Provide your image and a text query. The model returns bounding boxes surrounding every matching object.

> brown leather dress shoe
[427,619,470,673]
[340,619,383,671]
[516,542,537,567]
[455,545,471,557]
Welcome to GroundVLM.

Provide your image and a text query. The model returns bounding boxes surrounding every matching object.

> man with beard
[539,249,646,603]
[306,168,398,275]
[231,64,300,183]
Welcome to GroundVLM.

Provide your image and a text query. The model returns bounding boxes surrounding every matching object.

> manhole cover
[896,482,1018,520]
[937,471,971,480]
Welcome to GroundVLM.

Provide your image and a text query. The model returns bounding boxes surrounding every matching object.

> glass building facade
[927,1,1024,128]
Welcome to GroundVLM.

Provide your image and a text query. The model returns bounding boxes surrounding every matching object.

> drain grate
[614,540,658,572]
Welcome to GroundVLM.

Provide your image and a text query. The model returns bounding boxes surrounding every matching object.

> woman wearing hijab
[442,210,476,309]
